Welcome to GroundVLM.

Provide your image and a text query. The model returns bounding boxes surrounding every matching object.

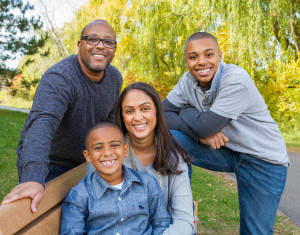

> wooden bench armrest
[0,163,86,235]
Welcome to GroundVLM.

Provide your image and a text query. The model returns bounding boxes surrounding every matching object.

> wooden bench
[0,163,87,235]
[0,163,198,234]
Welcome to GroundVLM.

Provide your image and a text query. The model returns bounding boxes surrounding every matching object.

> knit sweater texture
[16,55,123,185]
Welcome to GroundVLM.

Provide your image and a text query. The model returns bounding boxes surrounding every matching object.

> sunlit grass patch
[0,110,299,234]
[0,90,32,109]
[0,110,27,201]
[191,166,300,234]
[282,127,300,151]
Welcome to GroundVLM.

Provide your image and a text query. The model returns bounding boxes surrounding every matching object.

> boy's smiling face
[185,38,222,88]
[84,126,128,185]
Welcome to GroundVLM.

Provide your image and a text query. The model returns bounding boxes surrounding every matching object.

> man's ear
[83,150,91,163]
[124,144,129,157]
[77,40,81,51]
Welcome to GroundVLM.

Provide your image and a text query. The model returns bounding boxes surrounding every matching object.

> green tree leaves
[9,0,300,129]
[0,0,46,74]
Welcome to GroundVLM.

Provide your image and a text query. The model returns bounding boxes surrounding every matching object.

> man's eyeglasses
[81,36,117,49]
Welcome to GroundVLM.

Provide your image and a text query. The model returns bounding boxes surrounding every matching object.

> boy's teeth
[198,68,210,73]
[102,160,116,165]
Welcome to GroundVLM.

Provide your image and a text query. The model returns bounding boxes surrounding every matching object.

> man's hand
[199,132,229,149]
[1,182,44,213]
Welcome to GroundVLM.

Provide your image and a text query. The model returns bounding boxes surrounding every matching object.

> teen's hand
[199,132,229,149]
[1,182,44,213]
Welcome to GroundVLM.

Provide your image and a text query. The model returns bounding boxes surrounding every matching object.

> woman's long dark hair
[114,82,190,175]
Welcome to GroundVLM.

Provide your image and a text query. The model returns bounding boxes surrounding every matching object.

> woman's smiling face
[121,89,157,141]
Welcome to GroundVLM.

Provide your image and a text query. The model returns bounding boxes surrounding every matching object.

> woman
[88,82,195,234]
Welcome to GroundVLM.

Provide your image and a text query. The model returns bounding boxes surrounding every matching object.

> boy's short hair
[185,32,220,50]
[85,122,124,149]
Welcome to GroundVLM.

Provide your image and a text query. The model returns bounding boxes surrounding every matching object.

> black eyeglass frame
[80,35,117,49]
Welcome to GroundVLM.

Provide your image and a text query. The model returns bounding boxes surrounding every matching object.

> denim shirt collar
[189,61,225,106]
[92,165,142,199]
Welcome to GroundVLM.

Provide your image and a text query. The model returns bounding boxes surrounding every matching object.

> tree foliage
[209,0,300,73]
[0,0,46,75]
[15,0,300,129]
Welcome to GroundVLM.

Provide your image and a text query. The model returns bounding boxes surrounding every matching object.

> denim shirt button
[116,233,120,235]
[120,217,124,221]
[118,197,121,201]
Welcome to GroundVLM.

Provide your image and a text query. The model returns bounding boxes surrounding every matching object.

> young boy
[60,122,171,235]
[163,32,289,234]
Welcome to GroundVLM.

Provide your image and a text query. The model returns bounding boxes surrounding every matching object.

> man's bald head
[81,20,116,39]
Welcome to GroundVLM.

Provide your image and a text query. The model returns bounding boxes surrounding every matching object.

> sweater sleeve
[179,105,230,138]
[163,161,195,235]
[162,98,198,141]
[17,71,73,186]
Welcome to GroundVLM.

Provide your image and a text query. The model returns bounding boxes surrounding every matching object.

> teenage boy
[60,122,171,235]
[163,32,289,234]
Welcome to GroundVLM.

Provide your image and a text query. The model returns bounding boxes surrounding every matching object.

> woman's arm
[163,161,195,235]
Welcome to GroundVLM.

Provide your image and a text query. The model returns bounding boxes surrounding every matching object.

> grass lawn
[283,128,300,154]
[0,91,33,109]
[192,167,300,234]
[0,109,299,234]
[0,110,27,200]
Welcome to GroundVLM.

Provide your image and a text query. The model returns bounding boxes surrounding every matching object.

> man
[1,20,123,213]
[163,32,289,234]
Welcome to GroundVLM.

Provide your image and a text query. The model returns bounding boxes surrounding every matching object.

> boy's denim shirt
[60,165,171,235]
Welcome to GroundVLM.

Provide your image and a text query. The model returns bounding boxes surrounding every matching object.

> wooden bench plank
[0,163,86,235]
[0,163,197,234]
[16,204,62,235]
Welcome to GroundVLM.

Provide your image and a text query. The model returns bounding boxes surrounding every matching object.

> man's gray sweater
[16,55,123,186]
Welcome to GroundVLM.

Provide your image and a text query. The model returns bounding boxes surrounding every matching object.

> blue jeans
[171,130,287,235]
[45,166,70,182]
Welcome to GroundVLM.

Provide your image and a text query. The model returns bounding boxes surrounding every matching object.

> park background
[1,0,299,136]
[0,0,299,234]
